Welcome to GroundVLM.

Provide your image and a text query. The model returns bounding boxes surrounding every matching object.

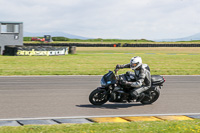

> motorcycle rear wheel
[140,89,160,104]
[89,89,108,105]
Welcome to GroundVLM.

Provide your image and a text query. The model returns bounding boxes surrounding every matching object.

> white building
[0,21,23,54]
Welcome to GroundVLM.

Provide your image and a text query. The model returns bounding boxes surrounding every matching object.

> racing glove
[116,64,124,69]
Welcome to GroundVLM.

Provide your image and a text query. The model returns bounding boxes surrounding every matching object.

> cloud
[0,0,200,39]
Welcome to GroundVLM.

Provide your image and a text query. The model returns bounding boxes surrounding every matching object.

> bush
[52,37,70,41]
[23,37,32,41]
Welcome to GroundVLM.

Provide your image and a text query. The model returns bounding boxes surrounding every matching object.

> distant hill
[24,31,200,42]
[155,32,200,42]
[24,31,89,40]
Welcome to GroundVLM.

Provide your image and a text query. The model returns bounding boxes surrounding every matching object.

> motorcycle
[89,69,165,105]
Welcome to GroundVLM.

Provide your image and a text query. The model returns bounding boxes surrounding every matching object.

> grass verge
[0,120,199,133]
[0,47,199,75]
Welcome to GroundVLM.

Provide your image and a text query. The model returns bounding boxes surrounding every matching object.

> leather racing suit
[117,63,151,100]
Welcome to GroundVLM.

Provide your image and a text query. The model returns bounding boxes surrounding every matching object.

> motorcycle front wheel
[89,89,108,105]
[140,89,160,104]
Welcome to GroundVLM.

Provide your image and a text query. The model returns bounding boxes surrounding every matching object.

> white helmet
[130,56,142,70]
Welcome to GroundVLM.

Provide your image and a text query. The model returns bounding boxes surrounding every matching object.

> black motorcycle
[89,69,165,105]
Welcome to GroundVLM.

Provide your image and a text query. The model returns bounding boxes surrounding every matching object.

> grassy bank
[0,48,199,75]
[24,38,153,44]
[0,120,199,133]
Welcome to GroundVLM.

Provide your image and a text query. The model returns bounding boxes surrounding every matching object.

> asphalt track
[0,75,199,119]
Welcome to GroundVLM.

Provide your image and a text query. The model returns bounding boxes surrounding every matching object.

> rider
[116,56,151,102]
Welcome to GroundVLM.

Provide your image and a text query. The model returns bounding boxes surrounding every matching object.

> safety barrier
[24,43,121,47]
[3,45,68,56]
[23,43,200,47]
[123,43,200,47]
[4,43,200,55]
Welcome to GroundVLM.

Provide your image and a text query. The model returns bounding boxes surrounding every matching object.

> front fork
[97,87,111,99]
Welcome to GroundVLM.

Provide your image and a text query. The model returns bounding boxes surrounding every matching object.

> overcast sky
[0,0,200,39]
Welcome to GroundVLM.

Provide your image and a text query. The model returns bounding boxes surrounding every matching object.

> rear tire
[141,89,160,104]
[89,89,108,105]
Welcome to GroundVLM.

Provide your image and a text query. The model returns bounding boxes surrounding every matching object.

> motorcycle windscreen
[103,71,116,84]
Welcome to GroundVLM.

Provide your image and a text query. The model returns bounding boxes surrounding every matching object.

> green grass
[0,120,200,133]
[67,38,153,43]
[24,38,153,43]
[0,47,200,75]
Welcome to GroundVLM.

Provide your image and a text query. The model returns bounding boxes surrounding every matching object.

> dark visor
[131,62,138,67]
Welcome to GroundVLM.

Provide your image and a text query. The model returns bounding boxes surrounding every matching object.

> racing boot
[136,93,145,102]
[130,91,145,102]
[130,91,139,100]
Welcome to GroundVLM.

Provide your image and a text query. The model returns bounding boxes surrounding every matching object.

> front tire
[89,89,108,105]
[141,89,160,104]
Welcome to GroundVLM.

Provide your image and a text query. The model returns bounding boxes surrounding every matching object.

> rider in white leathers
[116,56,151,102]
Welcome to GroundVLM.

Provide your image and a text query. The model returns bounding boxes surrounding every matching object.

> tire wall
[122,43,200,47]
[24,43,121,47]
[4,43,200,56]
[23,43,200,47]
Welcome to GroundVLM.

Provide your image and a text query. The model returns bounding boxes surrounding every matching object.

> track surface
[0,76,199,119]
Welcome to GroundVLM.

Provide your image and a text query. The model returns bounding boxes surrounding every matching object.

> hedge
[52,37,70,41]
